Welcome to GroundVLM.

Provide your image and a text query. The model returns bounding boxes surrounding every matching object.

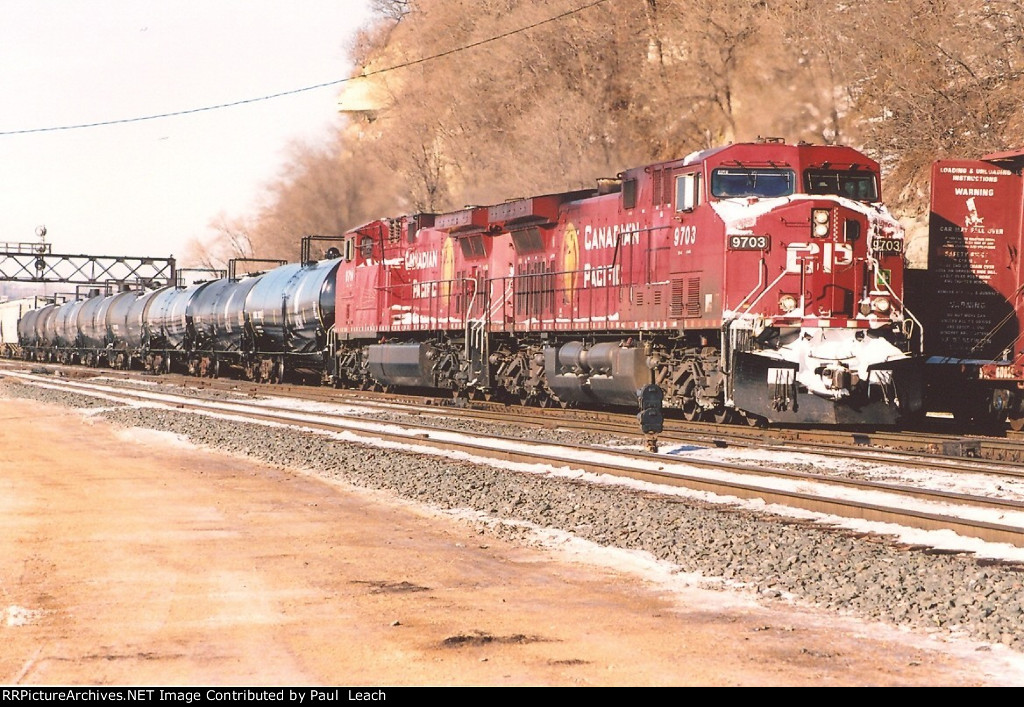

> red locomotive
[331,138,921,425]
[907,150,1024,429]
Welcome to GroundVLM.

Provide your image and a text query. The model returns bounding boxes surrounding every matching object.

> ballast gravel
[5,379,1024,651]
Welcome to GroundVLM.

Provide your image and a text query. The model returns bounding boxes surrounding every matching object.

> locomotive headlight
[871,296,891,313]
[812,209,831,238]
[779,294,798,313]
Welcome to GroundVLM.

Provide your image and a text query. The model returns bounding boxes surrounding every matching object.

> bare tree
[201,0,1024,273]
[182,213,255,271]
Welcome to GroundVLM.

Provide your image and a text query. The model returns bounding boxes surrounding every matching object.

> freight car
[11,138,924,427]
[906,149,1024,430]
[0,297,43,358]
[330,138,921,426]
[16,259,340,383]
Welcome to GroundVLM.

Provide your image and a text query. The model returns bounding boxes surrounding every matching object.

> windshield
[804,169,878,201]
[711,168,794,198]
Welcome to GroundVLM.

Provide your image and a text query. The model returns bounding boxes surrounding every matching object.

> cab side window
[675,172,702,212]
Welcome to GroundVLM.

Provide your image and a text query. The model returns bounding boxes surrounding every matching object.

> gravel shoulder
[2,389,1024,686]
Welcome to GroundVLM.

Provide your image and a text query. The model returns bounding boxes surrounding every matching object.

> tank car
[102,290,145,369]
[20,302,60,361]
[187,275,262,378]
[52,297,90,363]
[1,298,39,358]
[332,139,922,425]
[906,150,1024,429]
[240,258,341,382]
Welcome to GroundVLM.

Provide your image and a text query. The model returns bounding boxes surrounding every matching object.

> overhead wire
[0,0,611,136]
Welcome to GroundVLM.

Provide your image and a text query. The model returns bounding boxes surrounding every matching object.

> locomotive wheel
[1009,416,1024,432]
[743,411,767,428]
[679,376,700,421]
[713,408,734,424]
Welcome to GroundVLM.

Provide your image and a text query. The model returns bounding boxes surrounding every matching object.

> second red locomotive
[332,138,921,425]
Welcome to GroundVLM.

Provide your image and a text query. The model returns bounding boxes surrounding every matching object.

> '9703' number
[870,237,903,254]
[728,235,770,251]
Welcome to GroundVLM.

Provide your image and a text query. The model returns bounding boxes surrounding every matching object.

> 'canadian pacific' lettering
[583,222,641,250]
[405,250,439,270]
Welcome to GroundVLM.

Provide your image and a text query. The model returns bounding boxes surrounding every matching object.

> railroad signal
[638,383,664,452]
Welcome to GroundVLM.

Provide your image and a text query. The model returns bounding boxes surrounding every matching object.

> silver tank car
[243,259,340,354]
[145,283,208,351]
[77,295,114,351]
[124,288,166,351]
[213,276,262,351]
[0,298,37,352]
[18,308,40,348]
[54,298,89,349]
[189,276,262,352]
[34,303,60,349]
[104,290,145,367]
[105,290,144,346]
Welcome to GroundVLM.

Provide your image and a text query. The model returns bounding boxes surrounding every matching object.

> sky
[0,0,374,268]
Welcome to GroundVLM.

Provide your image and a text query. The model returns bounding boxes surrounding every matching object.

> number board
[871,238,903,254]
[728,235,770,251]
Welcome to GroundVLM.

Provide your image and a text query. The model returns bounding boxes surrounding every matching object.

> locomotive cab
[623,141,922,424]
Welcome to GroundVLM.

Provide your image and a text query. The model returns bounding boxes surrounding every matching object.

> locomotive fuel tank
[366,342,435,388]
[544,342,651,407]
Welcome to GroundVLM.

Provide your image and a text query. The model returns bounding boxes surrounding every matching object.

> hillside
[188,0,1024,269]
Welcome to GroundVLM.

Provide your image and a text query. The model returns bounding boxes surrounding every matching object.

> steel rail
[4,370,1024,549]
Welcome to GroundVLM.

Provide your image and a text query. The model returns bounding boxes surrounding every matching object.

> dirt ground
[1,397,1022,687]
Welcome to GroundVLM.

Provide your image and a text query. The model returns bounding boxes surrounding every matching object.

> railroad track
[8,358,1022,461]
[4,367,1024,551]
